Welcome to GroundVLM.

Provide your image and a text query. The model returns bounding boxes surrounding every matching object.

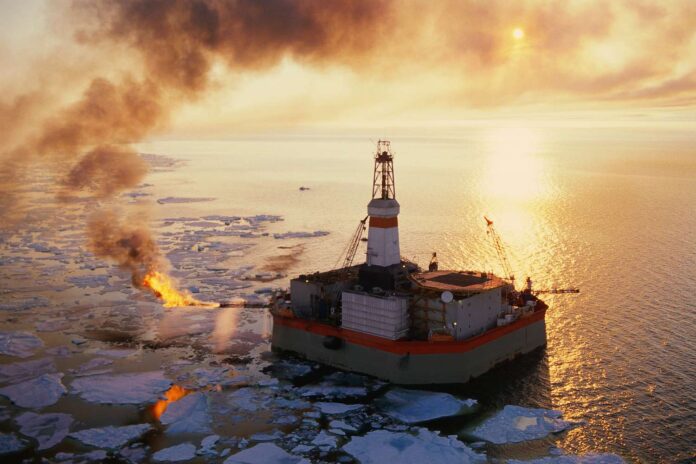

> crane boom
[336,216,368,270]
[484,216,515,284]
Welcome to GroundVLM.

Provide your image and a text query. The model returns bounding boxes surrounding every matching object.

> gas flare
[142,270,219,308]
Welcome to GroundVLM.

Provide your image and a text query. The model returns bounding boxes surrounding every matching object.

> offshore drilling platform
[271,141,577,384]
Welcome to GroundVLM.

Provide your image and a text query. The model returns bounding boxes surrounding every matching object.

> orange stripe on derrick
[369,216,398,228]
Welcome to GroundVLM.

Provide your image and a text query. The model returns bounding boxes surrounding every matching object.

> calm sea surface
[138,127,696,462]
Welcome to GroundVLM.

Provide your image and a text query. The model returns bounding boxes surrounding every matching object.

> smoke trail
[0,0,391,304]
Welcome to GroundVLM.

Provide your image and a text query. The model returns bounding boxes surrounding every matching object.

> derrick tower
[366,140,401,267]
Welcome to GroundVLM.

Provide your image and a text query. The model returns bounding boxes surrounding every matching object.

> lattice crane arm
[484,216,515,283]
[335,216,369,270]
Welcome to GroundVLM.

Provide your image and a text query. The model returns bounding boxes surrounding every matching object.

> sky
[0,0,694,144]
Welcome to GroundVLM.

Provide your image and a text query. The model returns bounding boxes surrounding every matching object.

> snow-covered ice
[16,412,73,450]
[69,424,151,449]
[378,388,477,423]
[160,392,211,434]
[329,420,357,432]
[314,402,363,415]
[223,443,308,464]
[71,371,171,404]
[152,442,197,461]
[272,231,329,239]
[469,405,575,444]
[0,432,29,455]
[311,430,337,449]
[343,428,485,464]
[0,357,56,384]
[71,358,113,376]
[0,331,44,358]
[0,373,66,408]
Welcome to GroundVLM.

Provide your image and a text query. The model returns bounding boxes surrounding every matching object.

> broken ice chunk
[311,430,338,449]
[343,428,485,464]
[152,442,197,462]
[199,434,220,455]
[71,371,171,404]
[469,405,575,444]
[0,373,66,408]
[273,231,329,239]
[0,358,56,385]
[71,358,114,377]
[0,331,44,358]
[160,392,211,434]
[329,420,357,432]
[314,402,363,415]
[378,388,477,424]
[0,432,29,455]
[69,424,151,449]
[223,443,308,464]
[16,412,73,450]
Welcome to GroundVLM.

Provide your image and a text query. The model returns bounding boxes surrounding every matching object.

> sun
[512,27,525,40]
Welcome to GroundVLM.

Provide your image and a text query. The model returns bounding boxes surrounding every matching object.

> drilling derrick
[365,141,401,268]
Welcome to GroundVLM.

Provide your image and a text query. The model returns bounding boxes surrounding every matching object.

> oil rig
[271,141,577,384]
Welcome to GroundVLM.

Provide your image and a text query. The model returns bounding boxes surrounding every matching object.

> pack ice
[152,442,197,462]
[378,388,477,423]
[16,412,73,450]
[0,331,44,358]
[69,423,151,449]
[0,373,66,408]
[343,428,485,464]
[470,405,575,444]
[223,443,309,464]
[70,371,171,404]
[160,392,211,434]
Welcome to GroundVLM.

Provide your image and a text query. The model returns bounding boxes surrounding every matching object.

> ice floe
[0,373,66,408]
[508,453,626,464]
[16,411,73,450]
[199,434,220,455]
[161,392,211,434]
[0,331,44,358]
[0,357,56,384]
[153,442,197,461]
[158,197,216,204]
[223,443,308,464]
[469,405,575,444]
[343,428,485,464]
[378,388,477,423]
[70,424,151,449]
[71,371,171,404]
[314,402,364,415]
[71,358,113,376]
[273,231,329,240]
[0,432,29,455]
[310,430,338,449]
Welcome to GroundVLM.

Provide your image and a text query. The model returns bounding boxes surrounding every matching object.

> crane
[484,216,515,285]
[335,216,369,271]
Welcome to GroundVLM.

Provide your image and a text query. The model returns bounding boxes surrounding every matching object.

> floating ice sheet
[158,197,216,204]
[71,371,171,404]
[0,331,44,358]
[469,405,575,444]
[161,392,211,434]
[0,373,66,408]
[0,432,29,455]
[69,424,151,449]
[0,358,56,385]
[71,358,114,376]
[378,388,477,424]
[343,428,485,464]
[314,402,363,415]
[16,412,73,450]
[273,231,329,240]
[223,443,308,464]
[152,442,197,461]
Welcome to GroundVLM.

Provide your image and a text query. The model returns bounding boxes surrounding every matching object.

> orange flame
[142,270,219,308]
[151,384,191,420]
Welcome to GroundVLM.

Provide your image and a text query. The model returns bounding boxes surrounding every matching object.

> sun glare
[512,27,525,40]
